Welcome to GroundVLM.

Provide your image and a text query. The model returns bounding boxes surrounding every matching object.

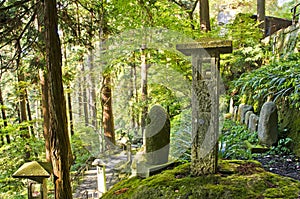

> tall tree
[81,62,89,126]
[44,0,73,197]
[39,69,51,162]
[199,0,211,32]
[257,0,266,35]
[140,45,148,140]
[98,0,116,148]
[101,73,116,147]
[0,85,10,144]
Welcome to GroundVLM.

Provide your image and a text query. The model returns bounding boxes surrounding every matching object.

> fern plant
[234,53,300,109]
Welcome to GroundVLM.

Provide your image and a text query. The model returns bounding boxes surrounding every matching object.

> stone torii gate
[176,40,232,175]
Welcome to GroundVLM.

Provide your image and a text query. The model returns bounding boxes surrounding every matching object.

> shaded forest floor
[254,154,300,181]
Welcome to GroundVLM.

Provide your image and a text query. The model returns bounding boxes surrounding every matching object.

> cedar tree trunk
[44,0,73,198]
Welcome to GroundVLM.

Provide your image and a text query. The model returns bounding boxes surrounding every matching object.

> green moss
[102,160,300,199]
[277,104,300,156]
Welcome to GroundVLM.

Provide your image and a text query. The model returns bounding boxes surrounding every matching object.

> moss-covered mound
[102,160,300,199]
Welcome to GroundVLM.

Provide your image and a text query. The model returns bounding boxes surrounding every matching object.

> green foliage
[73,126,100,157]
[220,119,258,160]
[268,137,293,155]
[220,13,265,89]
[270,0,298,20]
[0,136,45,198]
[70,133,92,172]
[234,53,300,109]
[170,109,192,162]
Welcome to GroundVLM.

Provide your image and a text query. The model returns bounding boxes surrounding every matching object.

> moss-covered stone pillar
[177,40,232,175]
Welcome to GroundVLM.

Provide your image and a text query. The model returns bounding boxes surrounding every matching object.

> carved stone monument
[177,40,232,175]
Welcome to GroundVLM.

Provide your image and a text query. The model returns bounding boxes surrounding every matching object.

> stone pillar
[190,54,219,175]
[177,40,232,175]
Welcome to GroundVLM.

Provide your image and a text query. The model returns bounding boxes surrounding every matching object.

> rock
[232,106,238,121]
[229,98,234,114]
[145,105,170,165]
[258,102,278,146]
[238,104,254,124]
[248,113,259,133]
[245,111,254,126]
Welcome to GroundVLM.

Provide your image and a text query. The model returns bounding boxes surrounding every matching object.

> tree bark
[257,0,266,35]
[77,77,83,119]
[44,0,73,198]
[26,92,34,135]
[67,85,74,136]
[39,70,51,162]
[199,0,211,32]
[130,62,139,135]
[87,48,97,129]
[140,45,148,141]
[0,86,10,144]
[81,63,89,126]
[16,40,30,138]
[101,74,115,148]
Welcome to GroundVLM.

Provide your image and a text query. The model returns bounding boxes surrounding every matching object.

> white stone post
[92,159,107,196]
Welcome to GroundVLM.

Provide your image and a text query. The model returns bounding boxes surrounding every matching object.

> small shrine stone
[258,102,278,146]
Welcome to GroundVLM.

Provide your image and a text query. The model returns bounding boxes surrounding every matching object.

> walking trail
[73,150,129,199]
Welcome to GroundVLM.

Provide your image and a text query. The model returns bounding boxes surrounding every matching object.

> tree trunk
[81,63,89,126]
[62,38,74,137]
[78,78,83,119]
[199,0,211,32]
[26,92,34,135]
[257,0,266,36]
[140,45,148,142]
[130,62,139,135]
[44,0,73,198]
[101,74,115,148]
[16,39,30,138]
[37,0,51,162]
[88,49,97,129]
[39,70,51,162]
[0,86,10,144]
[67,85,74,136]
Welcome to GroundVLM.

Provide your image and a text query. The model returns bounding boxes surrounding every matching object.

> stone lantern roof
[12,161,52,183]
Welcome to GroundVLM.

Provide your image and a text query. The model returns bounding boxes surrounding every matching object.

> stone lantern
[12,161,52,199]
[176,40,232,175]
[92,159,107,196]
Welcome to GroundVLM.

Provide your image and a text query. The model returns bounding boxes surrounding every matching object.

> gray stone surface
[145,105,170,165]
[237,104,244,122]
[245,111,254,126]
[248,113,259,133]
[229,98,234,114]
[258,102,278,146]
[232,106,238,121]
[239,105,254,124]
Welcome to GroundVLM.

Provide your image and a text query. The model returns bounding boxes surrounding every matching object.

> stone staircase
[73,151,128,199]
